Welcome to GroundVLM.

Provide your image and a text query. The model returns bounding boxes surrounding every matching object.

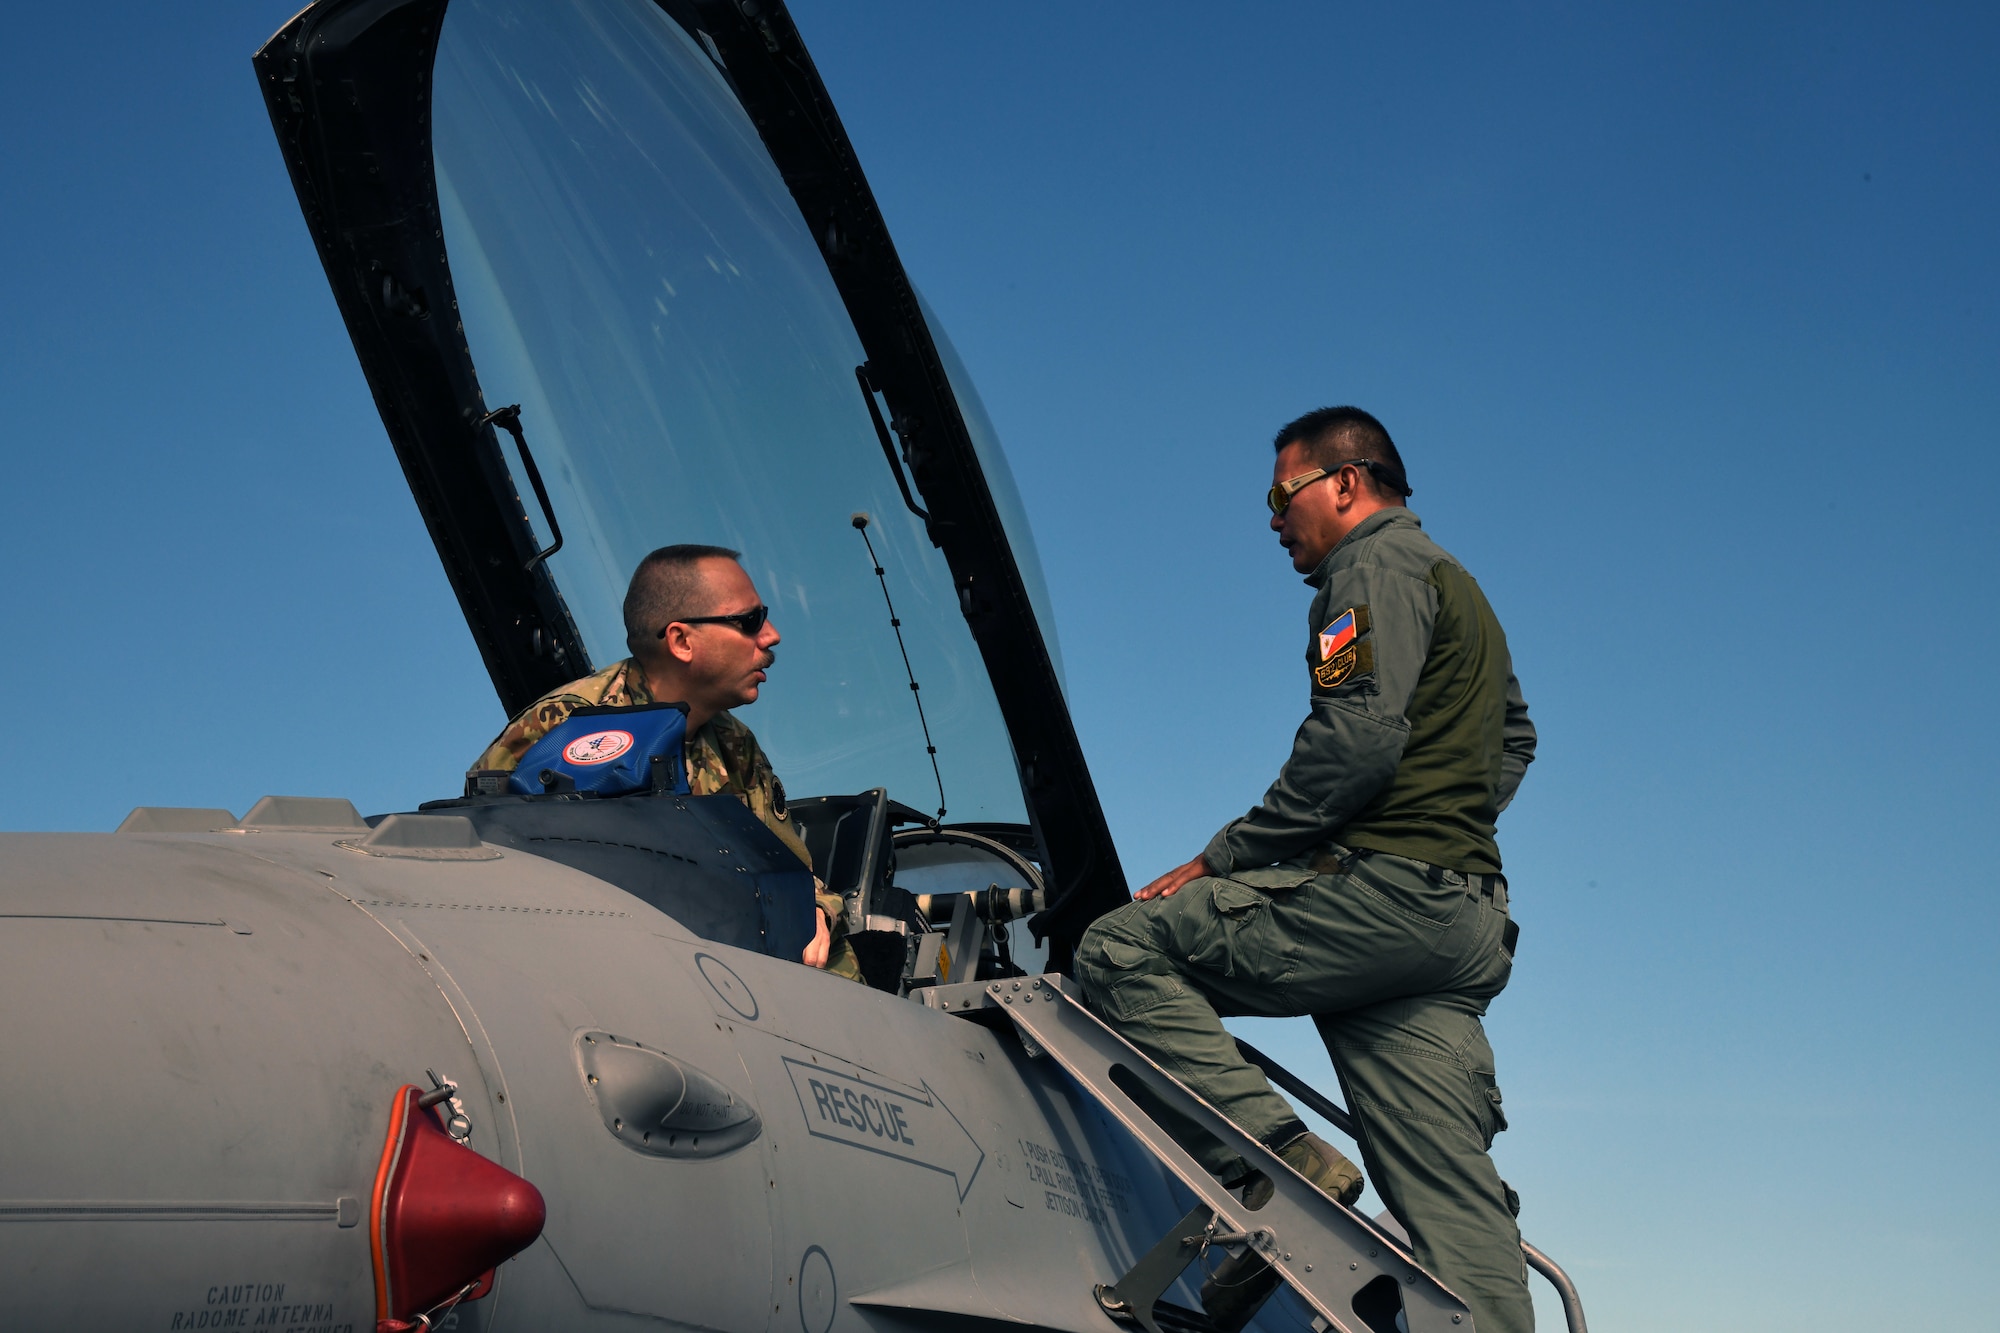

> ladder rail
[1233,1037,1589,1333]
[923,976,1473,1333]
[1520,1243,1587,1333]
[1232,1036,1359,1138]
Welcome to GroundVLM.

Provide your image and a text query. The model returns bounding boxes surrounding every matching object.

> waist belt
[1309,846,1511,916]
[1458,870,1508,912]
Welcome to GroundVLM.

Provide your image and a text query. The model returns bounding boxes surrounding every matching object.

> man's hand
[802,905,833,968]
[1136,855,1213,901]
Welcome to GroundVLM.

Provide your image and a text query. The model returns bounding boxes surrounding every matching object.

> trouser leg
[1318,997,1534,1333]
[1079,852,1529,1328]
[1075,881,1306,1174]
[1076,851,1490,1166]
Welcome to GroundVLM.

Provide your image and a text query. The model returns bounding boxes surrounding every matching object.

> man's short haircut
[1273,405,1413,498]
[623,544,743,656]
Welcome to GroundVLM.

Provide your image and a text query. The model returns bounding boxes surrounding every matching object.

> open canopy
[255,0,1126,952]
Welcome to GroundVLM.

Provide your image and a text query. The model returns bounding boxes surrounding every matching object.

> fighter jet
[0,3,1587,1331]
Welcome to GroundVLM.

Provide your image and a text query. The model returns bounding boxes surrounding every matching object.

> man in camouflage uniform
[1076,408,1537,1333]
[472,544,860,982]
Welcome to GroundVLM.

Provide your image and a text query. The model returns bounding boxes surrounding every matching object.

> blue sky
[2,2,1996,1328]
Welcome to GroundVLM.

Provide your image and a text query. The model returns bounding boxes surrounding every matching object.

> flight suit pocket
[1456,1025,1509,1148]
[1080,935,1182,1022]
[1223,865,1318,893]
[1200,880,1264,912]
[1350,859,1464,930]
[1192,879,1279,979]
[1471,1074,1508,1147]
[1096,939,1155,971]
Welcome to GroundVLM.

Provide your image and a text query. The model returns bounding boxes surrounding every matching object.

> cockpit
[269,0,1117,983]
[418,780,1051,990]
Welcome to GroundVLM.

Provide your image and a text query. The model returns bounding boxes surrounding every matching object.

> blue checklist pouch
[507,703,692,797]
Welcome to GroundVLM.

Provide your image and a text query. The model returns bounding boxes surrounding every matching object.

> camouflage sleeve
[822,935,864,983]
[703,715,816,871]
[701,716,862,985]
[470,692,596,773]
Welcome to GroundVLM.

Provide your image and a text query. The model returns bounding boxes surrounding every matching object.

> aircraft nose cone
[373,1084,547,1327]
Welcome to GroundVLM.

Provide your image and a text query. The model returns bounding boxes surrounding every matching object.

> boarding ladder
[920,975,1588,1333]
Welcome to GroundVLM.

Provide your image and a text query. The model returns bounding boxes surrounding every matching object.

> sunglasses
[1266,459,1411,515]
[659,604,770,638]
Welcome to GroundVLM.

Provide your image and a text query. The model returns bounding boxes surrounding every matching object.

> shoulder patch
[1314,640,1375,690]
[1317,606,1371,661]
[1312,604,1373,689]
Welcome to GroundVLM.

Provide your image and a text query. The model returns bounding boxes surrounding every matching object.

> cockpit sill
[119,786,1054,989]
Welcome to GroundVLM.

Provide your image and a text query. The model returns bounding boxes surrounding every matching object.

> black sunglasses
[659,604,770,638]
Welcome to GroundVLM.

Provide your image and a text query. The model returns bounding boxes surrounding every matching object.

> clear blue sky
[3,3,1995,1328]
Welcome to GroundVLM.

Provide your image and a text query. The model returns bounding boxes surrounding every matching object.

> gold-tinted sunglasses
[1266,459,1411,515]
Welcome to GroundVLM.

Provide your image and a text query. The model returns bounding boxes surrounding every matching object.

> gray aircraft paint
[0,812,1242,1331]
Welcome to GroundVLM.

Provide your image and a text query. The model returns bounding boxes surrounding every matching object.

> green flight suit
[1076,508,1537,1333]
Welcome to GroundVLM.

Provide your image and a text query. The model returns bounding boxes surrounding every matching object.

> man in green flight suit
[1076,408,1537,1333]
[471,544,862,982]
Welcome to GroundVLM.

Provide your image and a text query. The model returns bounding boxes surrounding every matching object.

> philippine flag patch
[1319,609,1359,661]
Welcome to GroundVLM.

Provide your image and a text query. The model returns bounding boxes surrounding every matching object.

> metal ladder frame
[924,975,1473,1333]
[1233,1036,1587,1333]
[922,974,1587,1333]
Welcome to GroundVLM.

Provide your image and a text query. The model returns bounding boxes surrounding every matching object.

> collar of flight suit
[1303,506,1422,588]
[609,656,658,705]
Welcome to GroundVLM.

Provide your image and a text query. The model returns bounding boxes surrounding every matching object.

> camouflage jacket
[471,658,860,980]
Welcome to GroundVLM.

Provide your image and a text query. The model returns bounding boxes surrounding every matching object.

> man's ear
[659,623,698,665]
[1329,472,1358,514]
[1337,465,1380,513]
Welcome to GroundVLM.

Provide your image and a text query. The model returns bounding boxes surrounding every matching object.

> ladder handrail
[1232,1036,1359,1138]
[1233,1036,1587,1333]
[1520,1243,1588,1333]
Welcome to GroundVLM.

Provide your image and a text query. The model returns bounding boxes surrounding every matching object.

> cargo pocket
[1471,1073,1508,1147]
[1080,936,1182,1022]
[1456,1025,1509,1149]
[1192,879,1282,979]
[1096,938,1155,972]
[1223,865,1318,893]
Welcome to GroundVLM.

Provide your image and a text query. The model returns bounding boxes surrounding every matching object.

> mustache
[755,649,776,670]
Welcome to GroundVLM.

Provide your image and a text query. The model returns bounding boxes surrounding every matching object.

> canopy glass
[432,0,1059,820]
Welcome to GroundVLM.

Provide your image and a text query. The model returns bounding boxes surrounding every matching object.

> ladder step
[922,976,1473,1333]
[1093,1204,1214,1333]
